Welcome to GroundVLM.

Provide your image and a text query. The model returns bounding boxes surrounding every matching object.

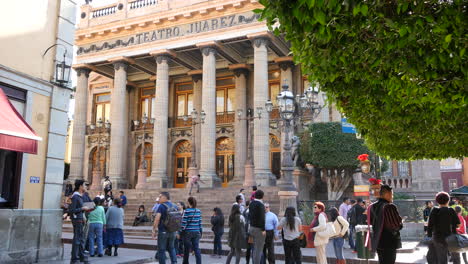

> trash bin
[355,225,376,259]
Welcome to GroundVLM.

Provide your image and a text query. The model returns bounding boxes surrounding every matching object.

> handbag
[298,233,307,248]
[446,233,468,253]
[317,222,336,238]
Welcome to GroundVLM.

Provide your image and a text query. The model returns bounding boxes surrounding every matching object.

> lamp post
[236,107,265,187]
[183,109,206,178]
[90,118,111,191]
[266,79,324,214]
[134,113,155,189]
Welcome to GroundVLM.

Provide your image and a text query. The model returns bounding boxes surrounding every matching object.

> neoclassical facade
[70,0,339,189]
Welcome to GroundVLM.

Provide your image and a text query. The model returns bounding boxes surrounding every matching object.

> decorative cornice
[201,46,217,57]
[278,61,294,71]
[113,61,128,72]
[76,68,91,78]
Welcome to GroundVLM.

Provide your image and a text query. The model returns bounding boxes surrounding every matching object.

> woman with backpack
[309,201,329,264]
[211,207,225,258]
[226,204,247,264]
[182,196,202,264]
[328,207,349,264]
[278,206,303,264]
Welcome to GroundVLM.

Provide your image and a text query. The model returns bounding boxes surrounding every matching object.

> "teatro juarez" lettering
[77,11,260,55]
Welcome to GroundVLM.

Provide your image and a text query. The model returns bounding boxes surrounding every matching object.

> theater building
[71,0,340,190]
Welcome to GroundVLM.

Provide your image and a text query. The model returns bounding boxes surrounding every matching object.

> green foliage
[299,202,315,225]
[258,0,468,160]
[300,122,370,169]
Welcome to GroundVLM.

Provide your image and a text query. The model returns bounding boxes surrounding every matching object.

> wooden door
[174,140,191,188]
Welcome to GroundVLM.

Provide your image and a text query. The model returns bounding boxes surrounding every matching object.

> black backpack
[162,203,183,232]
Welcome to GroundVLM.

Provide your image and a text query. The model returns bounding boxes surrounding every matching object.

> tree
[300,122,370,200]
[258,0,467,160]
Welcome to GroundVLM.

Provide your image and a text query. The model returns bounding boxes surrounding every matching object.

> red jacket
[457,215,466,234]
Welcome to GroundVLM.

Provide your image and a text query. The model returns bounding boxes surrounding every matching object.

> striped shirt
[182,208,202,233]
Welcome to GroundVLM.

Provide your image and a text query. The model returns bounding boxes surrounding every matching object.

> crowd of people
[65,178,468,264]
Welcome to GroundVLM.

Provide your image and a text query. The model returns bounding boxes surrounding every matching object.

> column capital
[229,64,251,77]
[200,46,217,57]
[75,68,91,78]
[274,57,295,71]
[150,49,176,64]
[113,61,128,72]
[188,70,203,83]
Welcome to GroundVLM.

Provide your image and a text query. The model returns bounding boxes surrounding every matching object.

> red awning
[0,87,41,154]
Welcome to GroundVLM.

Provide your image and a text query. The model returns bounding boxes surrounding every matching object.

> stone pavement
[59,234,431,264]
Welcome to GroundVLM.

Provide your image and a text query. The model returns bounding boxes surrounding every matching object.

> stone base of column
[135,169,147,190]
[277,166,295,191]
[90,170,102,191]
[199,170,221,188]
[243,164,256,187]
[278,190,299,217]
[148,171,168,188]
[293,169,312,201]
[255,170,276,187]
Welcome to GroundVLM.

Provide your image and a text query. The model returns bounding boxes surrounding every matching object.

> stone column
[189,70,203,170]
[199,47,221,188]
[252,37,275,186]
[149,53,172,188]
[108,61,129,188]
[229,65,249,186]
[69,68,91,182]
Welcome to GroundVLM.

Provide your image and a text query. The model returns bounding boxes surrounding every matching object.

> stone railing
[78,0,217,29]
[91,4,117,18]
[129,0,159,9]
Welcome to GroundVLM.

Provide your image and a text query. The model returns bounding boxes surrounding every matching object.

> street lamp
[90,118,111,191]
[236,107,265,187]
[134,113,155,189]
[266,79,325,213]
[183,109,206,178]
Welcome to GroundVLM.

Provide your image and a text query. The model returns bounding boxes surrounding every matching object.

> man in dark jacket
[69,180,91,264]
[249,189,266,264]
[368,185,403,264]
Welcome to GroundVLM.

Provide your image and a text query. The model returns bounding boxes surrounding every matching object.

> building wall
[0,0,59,81]
[442,171,463,192]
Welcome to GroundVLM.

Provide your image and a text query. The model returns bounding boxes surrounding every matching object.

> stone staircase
[93,186,281,226]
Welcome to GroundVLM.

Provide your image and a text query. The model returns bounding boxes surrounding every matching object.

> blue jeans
[88,223,104,256]
[71,220,88,262]
[158,231,177,264]
[213,232,223,255]
[183,232,201,264]
[333,237,345,260]
[349,225,356,250]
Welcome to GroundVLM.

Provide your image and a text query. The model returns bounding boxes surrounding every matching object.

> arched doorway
[270,134,281,179]
[90,146,107,185]
[174,140,191,188]
[135,143,153,186]
[216,137,235,187]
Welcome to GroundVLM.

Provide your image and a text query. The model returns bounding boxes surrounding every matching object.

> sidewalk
[61,232,428,263]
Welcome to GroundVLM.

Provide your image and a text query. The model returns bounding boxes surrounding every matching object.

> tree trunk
[326,168,353,201]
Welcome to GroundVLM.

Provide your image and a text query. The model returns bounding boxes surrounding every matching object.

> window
[140,87,155,119]
[216,77,235,113]
[175,82,193,117]
[94,93,111,122]
[449,179,458,190]
[268,71,280,106]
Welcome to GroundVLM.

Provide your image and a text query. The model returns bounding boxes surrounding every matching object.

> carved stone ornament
[216,126,234,137]
[87,135,110,148]
[252,37,270,48]
[201,47,217,57]
[170,128,192,142]
[191,74,202,83]
[113,61,128,72]
[155,55,170,64]
[135,132,153,143]
[76,68,91,78]
[233,68,249,78]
